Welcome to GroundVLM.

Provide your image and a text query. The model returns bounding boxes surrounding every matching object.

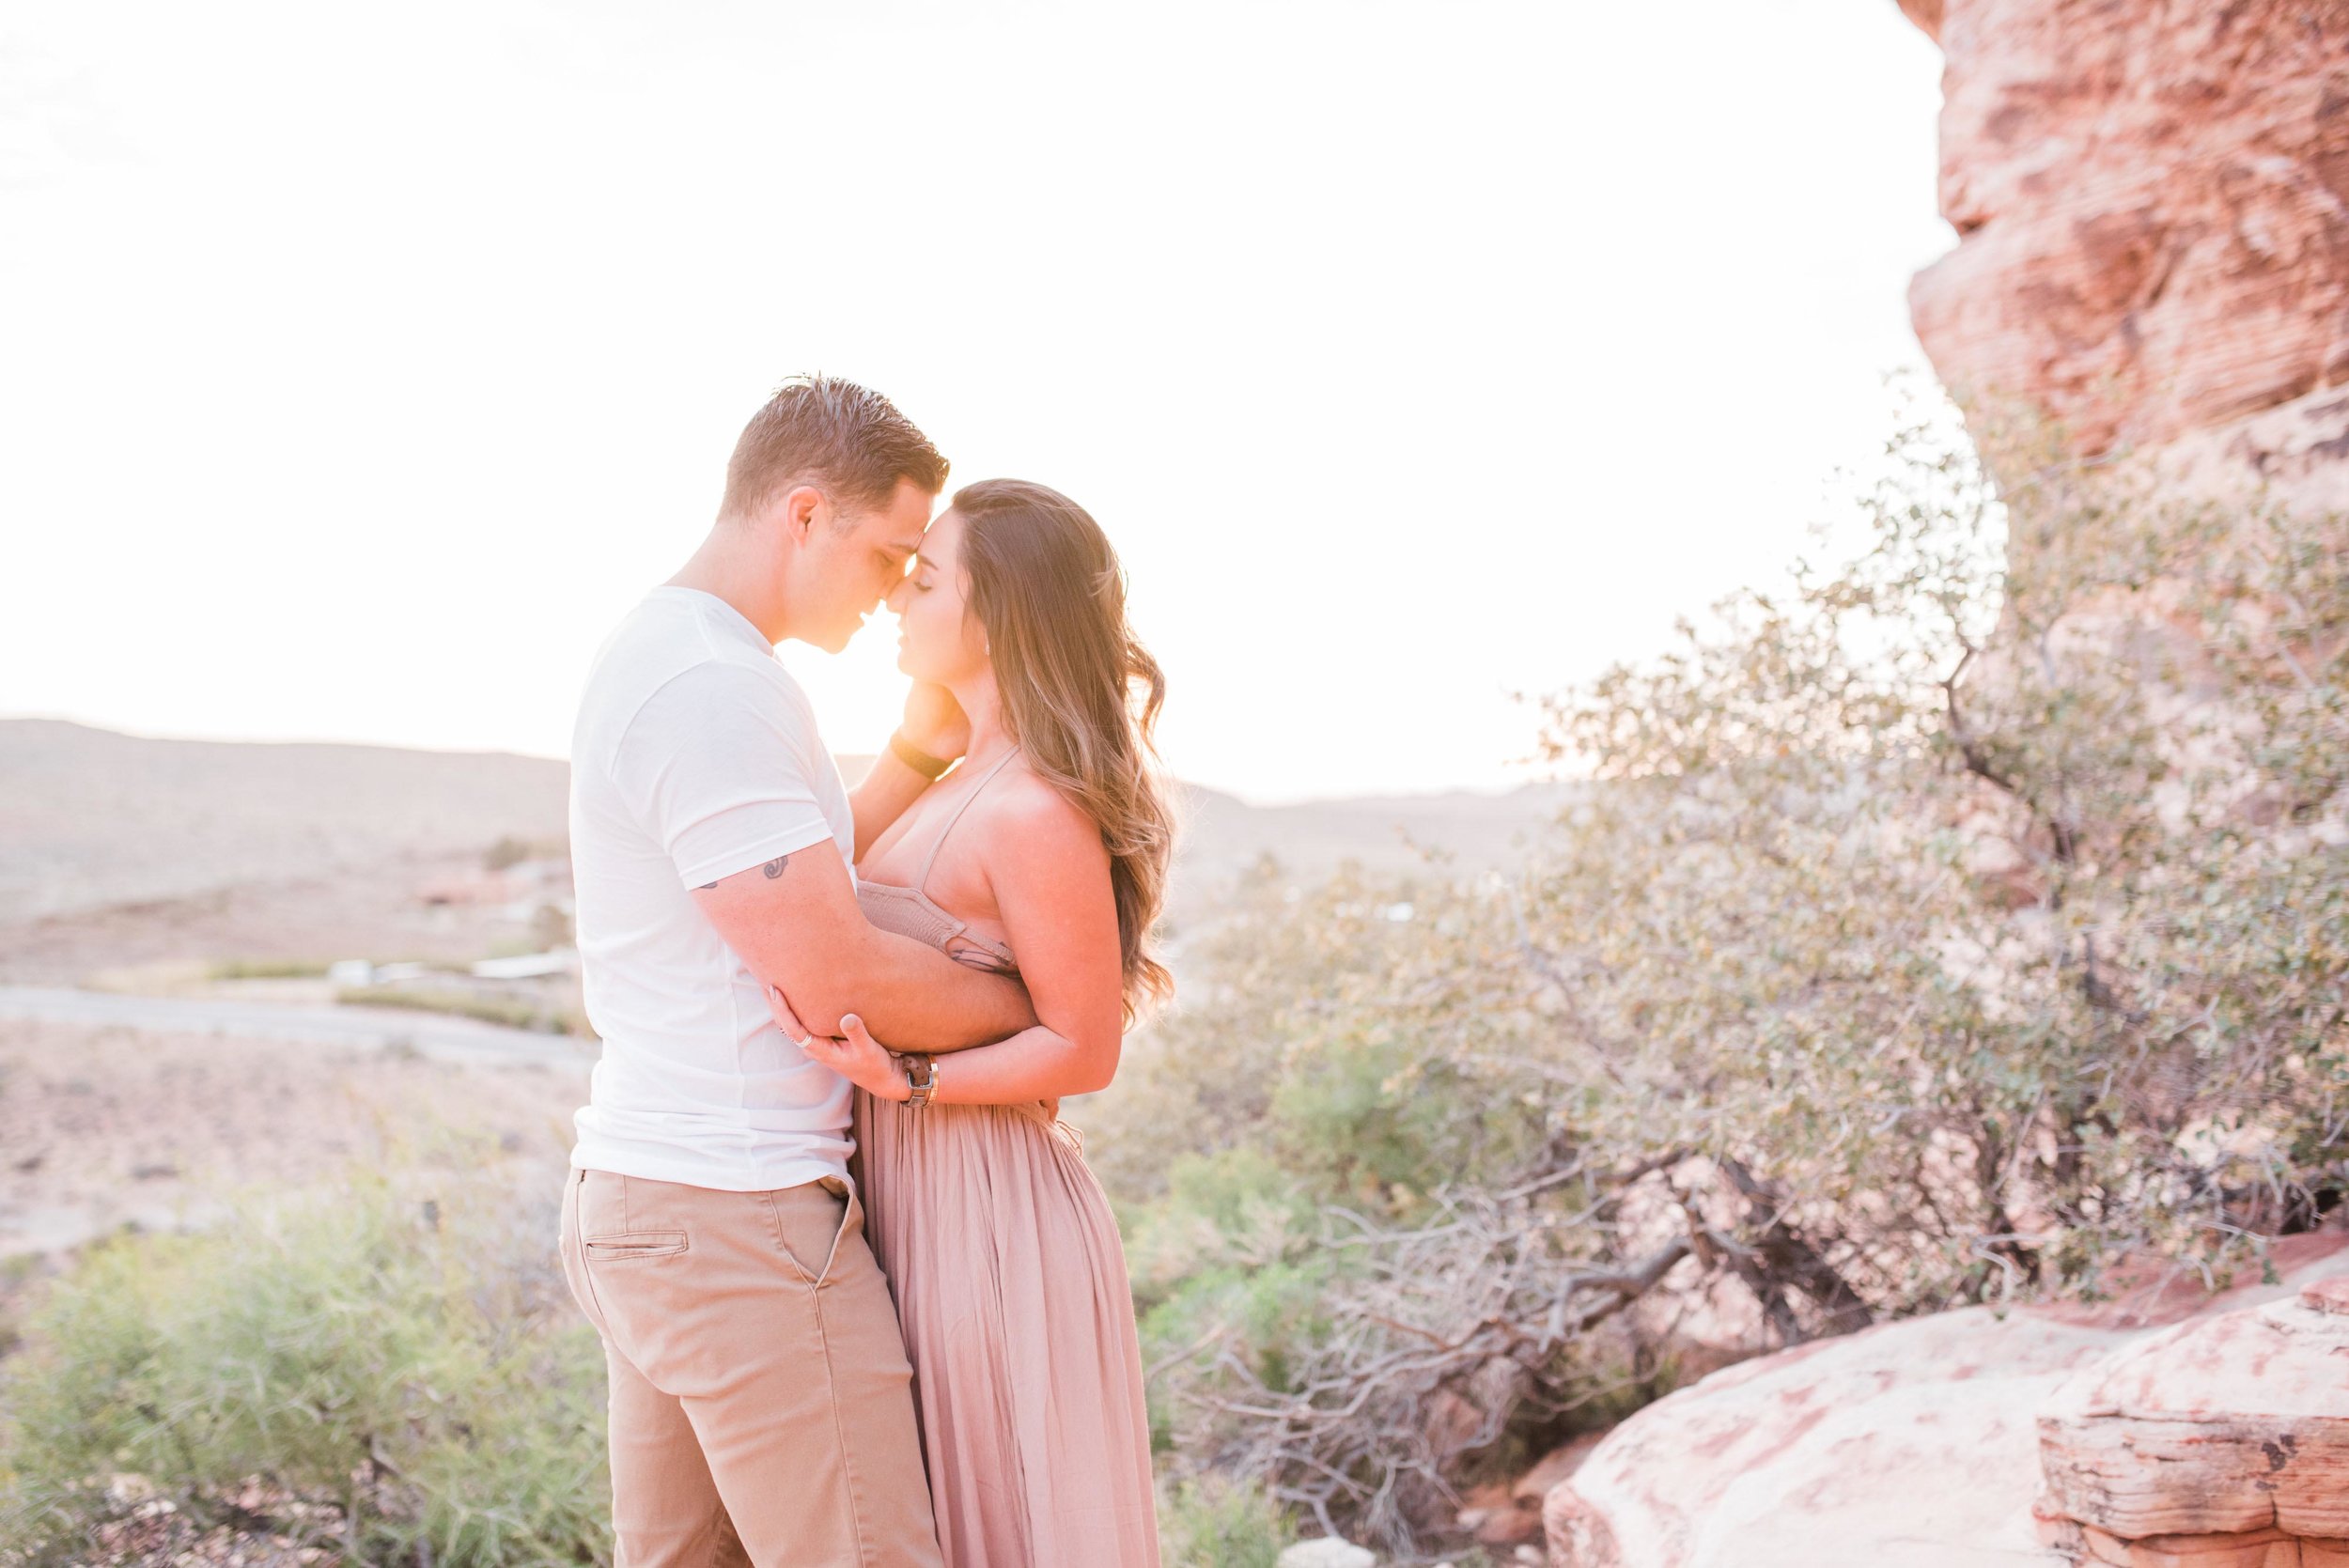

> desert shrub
[1156,1473,1298,1568]
[207,958,334,980]
[1101,400,2349,1550]
[0,1153,609,1566]
[337,986,587,1036]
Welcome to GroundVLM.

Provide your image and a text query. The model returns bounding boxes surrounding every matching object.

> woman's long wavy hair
[955,479,1175,1021]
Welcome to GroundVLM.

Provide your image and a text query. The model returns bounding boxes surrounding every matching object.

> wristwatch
[898,1051,940,1110]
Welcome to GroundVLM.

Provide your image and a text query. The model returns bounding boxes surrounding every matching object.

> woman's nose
[884,577,910,612]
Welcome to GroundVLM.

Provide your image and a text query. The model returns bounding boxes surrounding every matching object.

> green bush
[0,1154,608,1566]
[1097,398,2349,1551]
[206,959,334,981]
[1157,1473,1297,1568]
[336,986,586,1037]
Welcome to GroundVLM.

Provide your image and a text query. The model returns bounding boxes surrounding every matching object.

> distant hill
[0,720,570,925]
[0,719,1570,927]
[1167,777,1573,909]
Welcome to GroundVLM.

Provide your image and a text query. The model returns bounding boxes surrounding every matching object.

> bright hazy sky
[1,1,1952,803]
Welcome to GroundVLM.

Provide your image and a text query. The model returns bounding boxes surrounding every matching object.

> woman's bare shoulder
[978,767,1108,864]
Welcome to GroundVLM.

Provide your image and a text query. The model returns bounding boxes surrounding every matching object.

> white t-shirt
[567,586,857,1192]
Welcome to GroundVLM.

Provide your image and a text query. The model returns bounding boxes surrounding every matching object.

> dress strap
[914,748,1021,892]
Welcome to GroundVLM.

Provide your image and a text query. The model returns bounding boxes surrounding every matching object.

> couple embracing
[557,376,1170,1567]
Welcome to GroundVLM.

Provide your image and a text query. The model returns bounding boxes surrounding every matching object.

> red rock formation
[1540,1235,2349,1568]
[1902,0,2349,508]
[2033,1276,2349,1565]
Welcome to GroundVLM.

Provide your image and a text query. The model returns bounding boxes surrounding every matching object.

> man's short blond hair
[721,374,948,522]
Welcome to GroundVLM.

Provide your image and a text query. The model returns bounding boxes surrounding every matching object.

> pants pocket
[818,1178,864,1286]
[761,1176,859,1286]
[583,1231,689,1262]
[576,1172,691,1265]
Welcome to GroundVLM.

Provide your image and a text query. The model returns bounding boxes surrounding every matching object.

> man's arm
[693,844,1033,1050]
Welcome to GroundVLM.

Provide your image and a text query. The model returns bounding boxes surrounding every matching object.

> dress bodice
[855,879,1019,974]
[852,748,1020,977]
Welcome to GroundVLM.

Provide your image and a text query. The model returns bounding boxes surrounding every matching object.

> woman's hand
[900,681,970,765]
[765,985,910,1102]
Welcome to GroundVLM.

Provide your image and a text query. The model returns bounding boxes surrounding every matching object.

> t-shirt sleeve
[611,661,842,890]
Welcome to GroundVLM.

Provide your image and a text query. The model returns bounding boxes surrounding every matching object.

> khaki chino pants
[559,1168,944,1568]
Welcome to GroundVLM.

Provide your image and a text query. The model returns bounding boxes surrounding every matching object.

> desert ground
[0,1017,585,1257]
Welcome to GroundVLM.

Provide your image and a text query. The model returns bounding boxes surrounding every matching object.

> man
[559,375,1029,1568]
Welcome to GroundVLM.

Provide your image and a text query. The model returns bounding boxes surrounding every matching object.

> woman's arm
[771,781,1128,1103]
[848,683,969,861]
[787,1012,1115,1104]
[850,747,938,862]
[698,844,1034,1048]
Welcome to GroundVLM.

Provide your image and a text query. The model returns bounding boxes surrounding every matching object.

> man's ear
[781,483,825,542]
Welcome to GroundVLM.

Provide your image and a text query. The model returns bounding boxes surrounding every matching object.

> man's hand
[694,846,1035,1049]
[765,985,911,1102]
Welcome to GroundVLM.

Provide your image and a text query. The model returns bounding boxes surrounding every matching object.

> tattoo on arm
[694,854,789,893]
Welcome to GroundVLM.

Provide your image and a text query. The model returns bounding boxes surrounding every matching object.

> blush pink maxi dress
[848,750,1161,1568]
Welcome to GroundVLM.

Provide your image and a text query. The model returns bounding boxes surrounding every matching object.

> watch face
[905,1053,938,1106]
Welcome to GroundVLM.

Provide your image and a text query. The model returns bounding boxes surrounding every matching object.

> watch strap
[900,1051,940,1109]
[889,731,955,783]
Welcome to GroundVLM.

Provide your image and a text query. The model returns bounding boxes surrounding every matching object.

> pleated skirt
[850,1090,1161,1568]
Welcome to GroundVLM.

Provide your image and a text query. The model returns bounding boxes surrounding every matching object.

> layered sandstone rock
[1901,0,2349,508]
[1542,1235,2349,1568]
[2033,1277,2349,1566]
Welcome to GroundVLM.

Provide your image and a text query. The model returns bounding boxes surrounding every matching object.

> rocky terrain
[1899,0,2349,512]
[1544,1234,2349,1567]
[1501,6,2349,1565]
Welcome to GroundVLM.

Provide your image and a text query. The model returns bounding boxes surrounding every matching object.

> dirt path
[0,985,589,1068]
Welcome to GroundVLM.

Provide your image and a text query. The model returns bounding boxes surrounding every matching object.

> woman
[766,479,1173,1568]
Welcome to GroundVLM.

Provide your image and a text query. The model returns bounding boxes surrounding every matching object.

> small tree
[1111,402,2349,1550]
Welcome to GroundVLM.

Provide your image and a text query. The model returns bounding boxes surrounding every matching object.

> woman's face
[888,508,990,687]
